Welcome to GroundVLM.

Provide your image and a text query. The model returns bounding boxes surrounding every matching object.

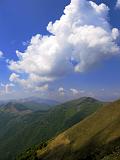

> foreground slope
[0,97,103,160]
[32,99,120,160]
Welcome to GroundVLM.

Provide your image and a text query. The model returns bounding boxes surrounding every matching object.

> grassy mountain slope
[0,97,103,160]
[47,97,104,131]
[28,99,120,160]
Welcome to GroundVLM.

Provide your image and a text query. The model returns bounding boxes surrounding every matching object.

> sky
[0,0,120,101]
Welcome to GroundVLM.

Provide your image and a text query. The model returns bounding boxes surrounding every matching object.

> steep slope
[0,97,103,160]
[30,100,120,160]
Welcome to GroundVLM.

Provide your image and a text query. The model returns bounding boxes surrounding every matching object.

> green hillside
[0,97,103,160]
[20,99,120,160]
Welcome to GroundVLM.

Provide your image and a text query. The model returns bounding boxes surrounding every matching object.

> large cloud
[9,0,120,89]
[9,73,49,91]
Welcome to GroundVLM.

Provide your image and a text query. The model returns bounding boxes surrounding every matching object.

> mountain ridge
[27,99,120,160]
[0,97,104,160]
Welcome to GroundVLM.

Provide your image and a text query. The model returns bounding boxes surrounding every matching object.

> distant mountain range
[0,97,104,160]
[15,96,59,106]
[0,97,59,112]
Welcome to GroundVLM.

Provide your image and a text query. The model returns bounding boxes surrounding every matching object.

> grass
[35,100,120,160]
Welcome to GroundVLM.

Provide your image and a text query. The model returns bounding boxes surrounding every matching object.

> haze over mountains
[0,97,59,112]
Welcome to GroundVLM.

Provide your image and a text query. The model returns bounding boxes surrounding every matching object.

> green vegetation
[26,99,120,160]
[16,142,47,160]
[0,97,103,159]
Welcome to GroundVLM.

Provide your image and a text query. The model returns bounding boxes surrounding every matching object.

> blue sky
[0,0,70,78]
[0,0,120,101]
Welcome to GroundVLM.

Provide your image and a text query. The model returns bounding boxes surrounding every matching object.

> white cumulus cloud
[70,88,79,95]
[8,0,120,90]
[9,73,49,92]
